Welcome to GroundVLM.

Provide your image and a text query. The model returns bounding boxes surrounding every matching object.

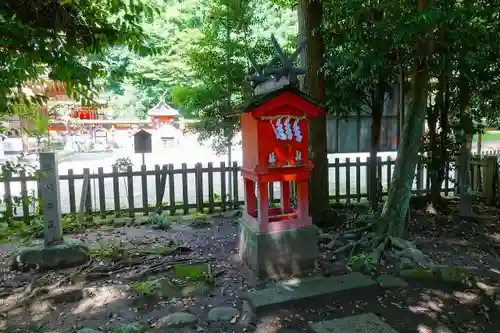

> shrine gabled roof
[148,100,179,116]
[228,85,324,118]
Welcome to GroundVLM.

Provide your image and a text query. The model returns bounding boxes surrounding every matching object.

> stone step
[245,272,377,313]
[309,313,400,333]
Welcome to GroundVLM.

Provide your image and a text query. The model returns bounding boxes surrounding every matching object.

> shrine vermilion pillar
[231,77,325,282]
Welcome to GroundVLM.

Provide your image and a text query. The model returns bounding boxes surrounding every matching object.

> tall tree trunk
[438,67,450,200]
[428,66,449,209]
[368,81,385,211]
[380,29,431,237]
[457,71,475,218]
[298,0,329,224]
[397,56,405,146]
[427,97,440,207]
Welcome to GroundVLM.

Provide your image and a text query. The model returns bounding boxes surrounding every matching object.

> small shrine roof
[228,85,324,117]
[148,100,179,117]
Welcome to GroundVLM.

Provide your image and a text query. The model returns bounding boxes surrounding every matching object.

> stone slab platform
[245,273,377,313]
[310,313,400,333]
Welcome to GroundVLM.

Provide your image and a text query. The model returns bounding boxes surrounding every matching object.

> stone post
[39,152,63,246]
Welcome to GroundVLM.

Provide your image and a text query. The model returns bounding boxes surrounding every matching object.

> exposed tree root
[333,218,433,273]
[0,260,93,315]
[0,245,214,314]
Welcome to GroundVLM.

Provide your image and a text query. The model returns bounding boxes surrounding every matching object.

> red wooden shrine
[238,86,324,233]
[71,107,99,120]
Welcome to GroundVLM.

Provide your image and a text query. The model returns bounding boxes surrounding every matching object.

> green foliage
[133,278,162,297]
[169,0,297,153]
[97,0,297,127]
[190,212,211,228]
[100,0,203,119]
[0,0,159,113]
[348,253,377,274]
[112,157,134,171]
[173,262,212,282]
[90,241,132,260]
[149,211,175,230]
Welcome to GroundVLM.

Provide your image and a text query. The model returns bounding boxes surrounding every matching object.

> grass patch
[89,241,133,260]
[190,212,211,228]
[173,262,212,282]
[474,130,500,146]
[133,278,162,298]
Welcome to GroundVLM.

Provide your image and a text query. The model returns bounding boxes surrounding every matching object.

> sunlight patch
[72,285,126,315]
[452,291,479,304]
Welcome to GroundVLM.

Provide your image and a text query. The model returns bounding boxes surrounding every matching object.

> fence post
[19,171,29,218]
[232,161,239,209]
[483,156,497,205]
[140,165,148,215]
[195,163,203,213]
[126,166,134,218]
[2,168,12,219]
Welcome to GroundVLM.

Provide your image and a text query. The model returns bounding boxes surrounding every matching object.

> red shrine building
[234,83,325,281]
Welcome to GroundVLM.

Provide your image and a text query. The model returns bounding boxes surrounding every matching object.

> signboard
[134,129,152,154]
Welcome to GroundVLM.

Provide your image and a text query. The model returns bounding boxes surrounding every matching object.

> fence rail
[0,156,469,219]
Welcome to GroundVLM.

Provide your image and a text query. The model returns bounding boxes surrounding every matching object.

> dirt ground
[0,200,499,333]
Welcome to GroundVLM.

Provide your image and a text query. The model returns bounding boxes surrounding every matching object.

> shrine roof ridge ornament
[245,34,306,95]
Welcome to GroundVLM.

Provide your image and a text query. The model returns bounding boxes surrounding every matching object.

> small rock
[207,306,239,322]
[157,312,197,328]
[76,329,102,333]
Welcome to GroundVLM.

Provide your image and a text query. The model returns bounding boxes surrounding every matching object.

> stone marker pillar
[39,152,63,246]
[10,152,90,271]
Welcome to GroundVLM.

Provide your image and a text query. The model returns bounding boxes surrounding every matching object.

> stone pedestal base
[238,219,318,282]
[11,238,90,271]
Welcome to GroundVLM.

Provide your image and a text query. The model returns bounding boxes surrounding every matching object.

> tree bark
[428,67,449,209]
[380,36,431,236]
[398,57,405,146]
[368,81,385,211]
[427,96,440,206]
[298,0,329,224]
[457,71,475,218]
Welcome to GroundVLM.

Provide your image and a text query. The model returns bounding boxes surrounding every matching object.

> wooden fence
[0,155,479,219]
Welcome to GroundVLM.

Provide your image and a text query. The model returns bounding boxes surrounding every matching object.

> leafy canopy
[0,0,158,113]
